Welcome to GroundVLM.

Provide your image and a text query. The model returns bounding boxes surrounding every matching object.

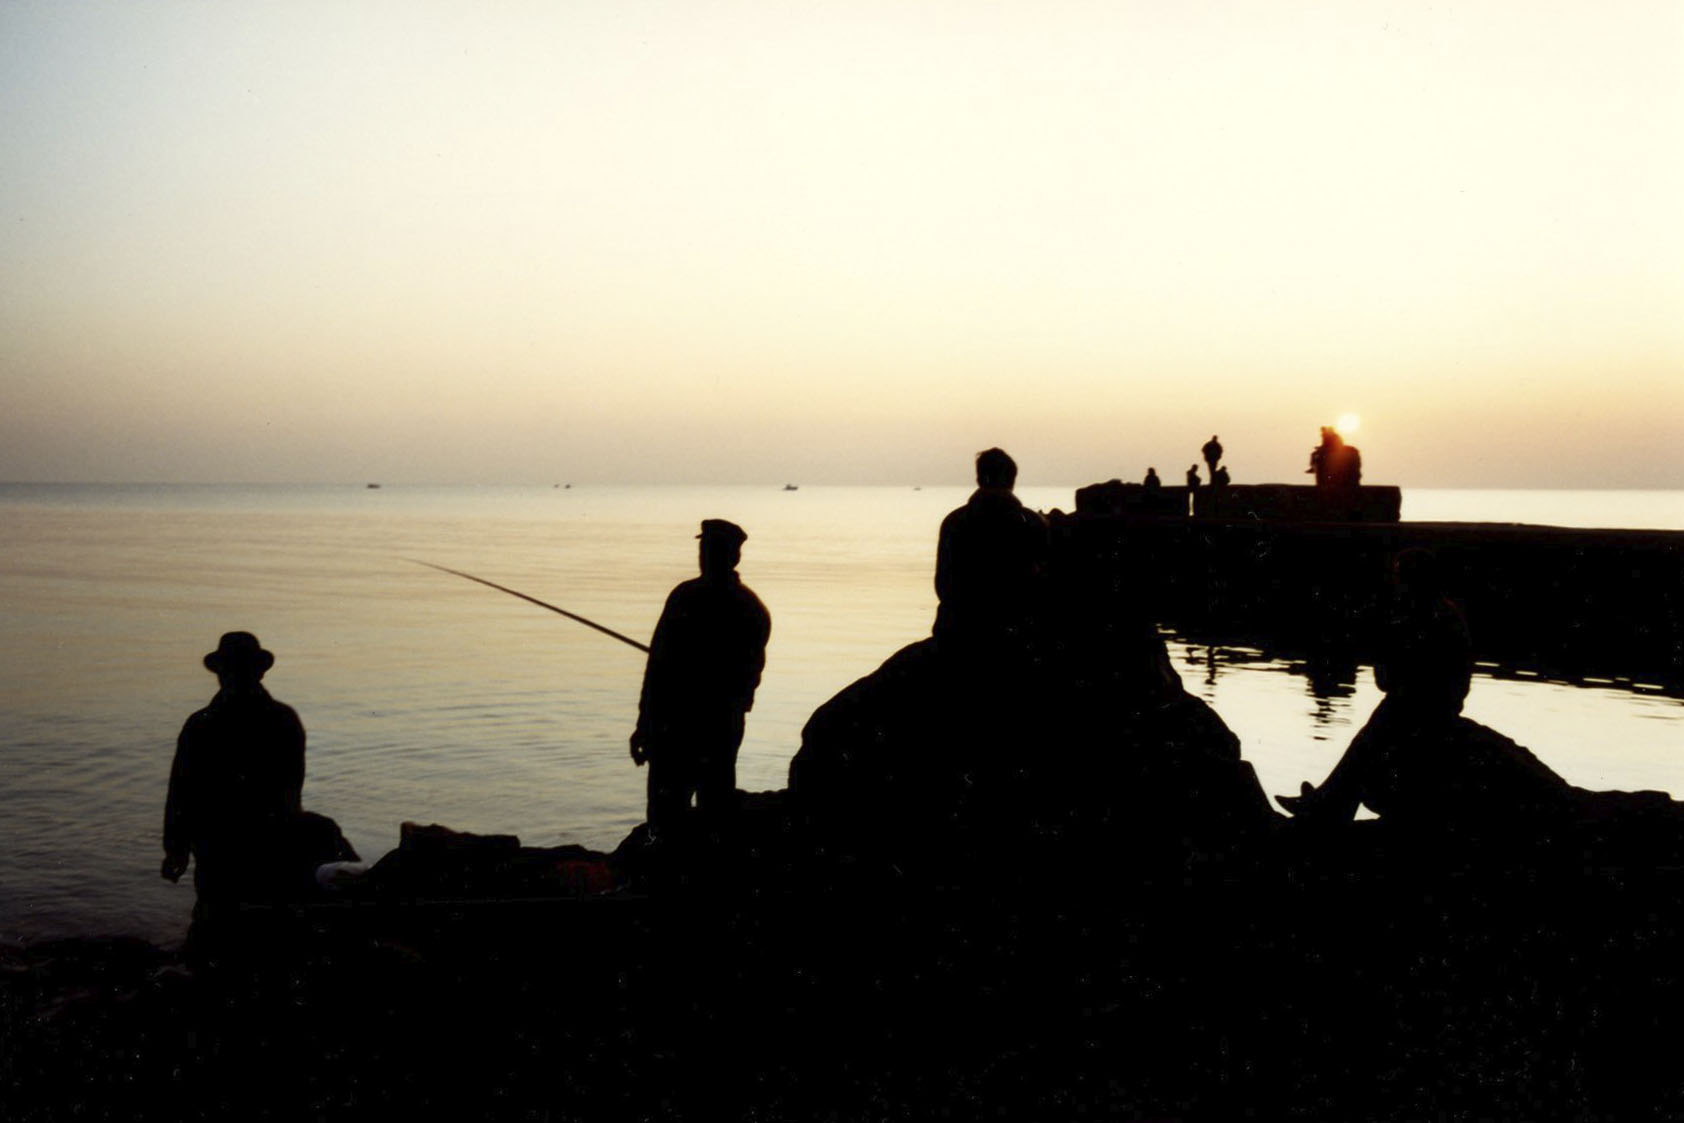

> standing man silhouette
[163,632,356,903]
[1201,434,1223,481]
[630,520,771,832]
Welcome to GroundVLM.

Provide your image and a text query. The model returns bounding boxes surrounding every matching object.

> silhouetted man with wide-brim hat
[631,520,772,833]
[163,632,354,904]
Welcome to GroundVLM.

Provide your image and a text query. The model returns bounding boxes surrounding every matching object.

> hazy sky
[3,1,1680,487]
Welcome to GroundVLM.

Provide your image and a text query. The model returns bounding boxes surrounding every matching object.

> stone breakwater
[1067,483,1684,690]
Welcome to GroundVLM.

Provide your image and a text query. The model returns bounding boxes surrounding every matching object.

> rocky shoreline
[6,824,1683,1121]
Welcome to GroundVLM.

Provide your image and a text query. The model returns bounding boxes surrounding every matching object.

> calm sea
[2,483,1680,945]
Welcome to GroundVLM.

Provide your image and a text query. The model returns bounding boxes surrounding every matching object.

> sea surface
[2,483,1680,945]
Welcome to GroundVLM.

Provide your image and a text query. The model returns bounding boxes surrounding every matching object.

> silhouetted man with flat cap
[163,632,354,903]
[631,520,772,832]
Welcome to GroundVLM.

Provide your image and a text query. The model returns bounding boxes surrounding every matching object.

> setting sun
[1335,414,1361,437]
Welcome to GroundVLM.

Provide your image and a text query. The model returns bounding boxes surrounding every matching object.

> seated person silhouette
[1211,465,1230,486]
[1277,551,1570,829]
[630,519,772,834]
[162,632,356,904]
[1309,426,1362,488]
[1143,467,1162,489]
[933,448,1049,662]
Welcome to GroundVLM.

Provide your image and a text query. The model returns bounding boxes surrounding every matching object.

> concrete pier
[1064,483,1684,690]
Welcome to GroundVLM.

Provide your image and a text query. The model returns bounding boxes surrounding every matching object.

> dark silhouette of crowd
[142,454,1684,1123]
[164,452,1678,908]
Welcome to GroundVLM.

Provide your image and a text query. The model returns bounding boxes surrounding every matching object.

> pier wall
[1076,481,1403,523]
[1056,501,1684,690]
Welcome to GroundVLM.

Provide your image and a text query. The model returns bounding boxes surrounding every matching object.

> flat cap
[697,519,747,545]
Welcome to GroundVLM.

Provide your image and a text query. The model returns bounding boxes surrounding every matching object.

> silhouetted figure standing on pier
[1186,465,1201,489]
[934,448,1049,659]
[631,520,771,832]
[1143,467,1161,489]
[1201,435,1223,480]
[163,632,355,903]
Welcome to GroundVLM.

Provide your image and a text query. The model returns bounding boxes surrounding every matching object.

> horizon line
[3,480,1684,493]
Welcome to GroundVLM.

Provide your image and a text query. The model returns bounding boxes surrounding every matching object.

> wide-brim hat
[204,631,274,675]
[697,519,747,546]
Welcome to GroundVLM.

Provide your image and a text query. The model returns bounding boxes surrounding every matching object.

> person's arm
[282,706,305,815]
[741,597,771,712]
[1276,722,1377,822]
[631,592,677,764]
[161,722,196,881]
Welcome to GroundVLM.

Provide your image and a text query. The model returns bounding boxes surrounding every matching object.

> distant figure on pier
[1277,550,1569,827]
[631,519,772,833]
[1309,426,1362,488]
[1143,467,1161,489]
[933,447,1049,659]
[162,633,356,903]
[1212,465,1230,487]
[1201,435,1223,480]
[1186,465,1201,489]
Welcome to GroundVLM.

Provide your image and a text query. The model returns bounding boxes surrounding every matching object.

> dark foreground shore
[6,817,1683,1122]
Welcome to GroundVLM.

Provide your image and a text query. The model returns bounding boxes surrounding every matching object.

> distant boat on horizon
[366,483,381,489]
[783,483,798,491]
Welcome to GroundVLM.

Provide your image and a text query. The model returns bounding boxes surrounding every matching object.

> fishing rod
[403,558,650,654]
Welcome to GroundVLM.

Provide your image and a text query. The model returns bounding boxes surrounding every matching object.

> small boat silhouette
[783,484,798,491]
[366,483,381,489]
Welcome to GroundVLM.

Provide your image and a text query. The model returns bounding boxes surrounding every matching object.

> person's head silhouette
[203,631,274,689]
[975,448,1017,490]
[698,519,747,579]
